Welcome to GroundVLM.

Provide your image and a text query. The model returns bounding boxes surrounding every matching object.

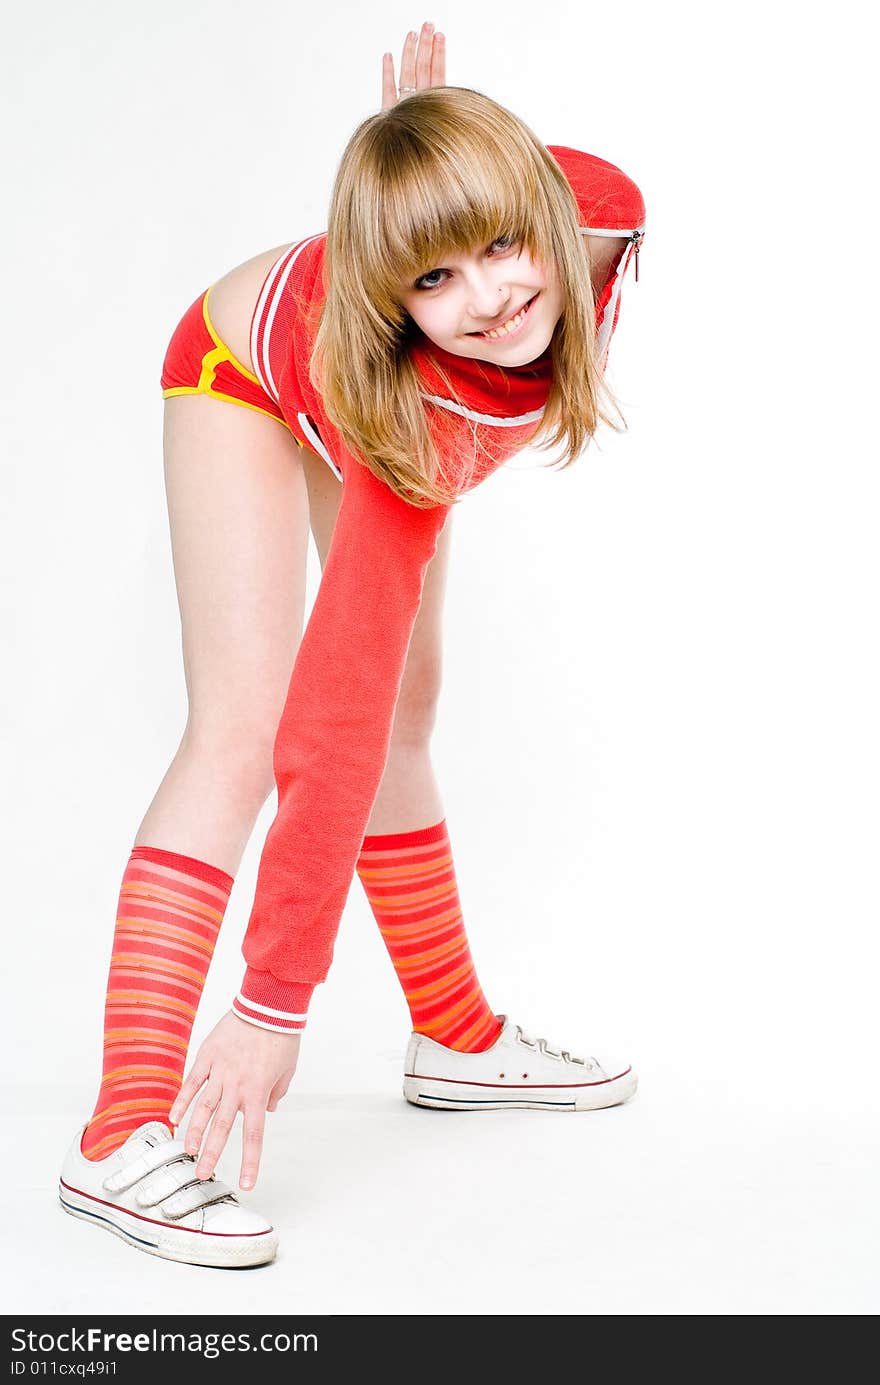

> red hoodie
[233,146,646,1033]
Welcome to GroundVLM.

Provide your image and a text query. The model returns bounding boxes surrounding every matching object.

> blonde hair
[295,85,627,508]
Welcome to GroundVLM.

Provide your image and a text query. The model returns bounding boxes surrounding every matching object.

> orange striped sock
[80,845,233,1161]
[356,818,503,1053]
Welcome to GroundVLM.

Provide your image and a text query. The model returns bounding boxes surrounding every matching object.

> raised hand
[382,21,446,110]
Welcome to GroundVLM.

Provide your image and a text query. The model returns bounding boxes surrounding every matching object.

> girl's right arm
[382,21,445,110]
[235,449,452,1025]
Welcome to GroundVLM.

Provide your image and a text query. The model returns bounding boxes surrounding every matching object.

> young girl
[58,23,646,1268]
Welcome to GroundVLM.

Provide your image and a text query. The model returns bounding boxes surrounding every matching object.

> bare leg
[134,394,312,872]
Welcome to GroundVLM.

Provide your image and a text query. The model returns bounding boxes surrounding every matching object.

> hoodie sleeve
[232,446,452,1033]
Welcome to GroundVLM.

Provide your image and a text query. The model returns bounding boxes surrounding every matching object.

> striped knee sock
[356,818,503,1053]
[80,845,233,1161]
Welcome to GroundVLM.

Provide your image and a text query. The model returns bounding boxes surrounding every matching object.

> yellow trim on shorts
[161,385,300,439]
[202,284,263,385]
[160,283,303,444]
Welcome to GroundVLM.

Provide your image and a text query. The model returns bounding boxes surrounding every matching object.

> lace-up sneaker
[58,1120,278,1267]
[403,1015,637,1111]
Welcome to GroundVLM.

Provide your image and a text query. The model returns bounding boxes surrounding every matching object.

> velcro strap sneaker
[58,1119,278,1267]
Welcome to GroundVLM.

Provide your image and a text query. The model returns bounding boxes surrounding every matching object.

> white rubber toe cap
[203,1201,275,1236]
[590,1053,633,1083]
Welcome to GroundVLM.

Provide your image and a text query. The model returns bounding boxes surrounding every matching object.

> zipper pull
[631,230,642,283]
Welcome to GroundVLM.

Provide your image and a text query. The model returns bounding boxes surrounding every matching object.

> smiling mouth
[467,293,539,339]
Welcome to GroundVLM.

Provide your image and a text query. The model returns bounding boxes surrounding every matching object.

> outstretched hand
[168,1009,301,1192]
[382,20,446,110]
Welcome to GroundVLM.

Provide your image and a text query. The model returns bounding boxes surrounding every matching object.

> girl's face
[398,236,564,365]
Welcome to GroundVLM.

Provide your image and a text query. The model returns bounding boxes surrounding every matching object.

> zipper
[580,224,646,284]
[630,228,643,283]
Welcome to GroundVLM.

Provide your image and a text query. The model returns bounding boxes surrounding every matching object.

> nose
[465,269,509,325]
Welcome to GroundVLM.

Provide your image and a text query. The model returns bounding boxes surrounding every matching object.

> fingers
[239,1110,266,1191]
[168,1053,211,1130]
[430,30,446,87]
[192,1093,238,1182]
[381,52,396,111]
[188,1095,267,1190]
[182,1079,223,1171]
[414,23,435,88]
[398,27,418,93]
[383,22,445,110]
[176,1077,268,1189]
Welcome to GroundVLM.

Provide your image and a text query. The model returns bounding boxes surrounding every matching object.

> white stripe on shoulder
[250,234,323,405]
[250,246,295,403]
[297,413,343,480]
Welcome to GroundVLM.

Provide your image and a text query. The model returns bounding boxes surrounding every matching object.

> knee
[180,719,279,804]
[391,656,443,745]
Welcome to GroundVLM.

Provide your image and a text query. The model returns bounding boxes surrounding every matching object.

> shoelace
[514,1025,594,1069]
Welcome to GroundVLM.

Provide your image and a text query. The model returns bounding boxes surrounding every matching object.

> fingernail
[241,1177,253,1190]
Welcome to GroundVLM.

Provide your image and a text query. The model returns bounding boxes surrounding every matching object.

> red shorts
[159,282,296,431]
[159,251,344,484]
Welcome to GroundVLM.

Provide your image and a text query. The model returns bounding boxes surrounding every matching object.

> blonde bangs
[369,143,555,303]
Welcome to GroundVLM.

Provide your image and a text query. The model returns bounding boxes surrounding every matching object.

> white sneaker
[58,1120,279,1267]
[403,1015,638,1111]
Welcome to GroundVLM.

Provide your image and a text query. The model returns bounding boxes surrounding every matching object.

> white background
[2,0,877,1315]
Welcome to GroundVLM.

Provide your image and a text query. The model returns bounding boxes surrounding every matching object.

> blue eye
[415,267,447,291]
[413,234,519,291]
